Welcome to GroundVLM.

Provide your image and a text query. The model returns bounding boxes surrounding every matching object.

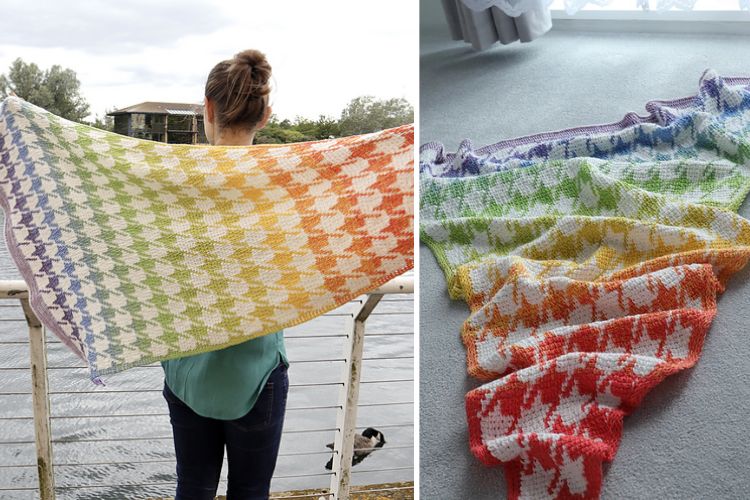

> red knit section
[462,264,719,380]
[464,264,718,499]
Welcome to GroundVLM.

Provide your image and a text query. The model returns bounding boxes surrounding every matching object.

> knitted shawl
[0,97,413,382]
[420,70,750,499]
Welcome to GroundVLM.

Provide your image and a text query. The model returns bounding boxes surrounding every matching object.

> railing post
[330,293,384,499]
[0,276,411,500]
[19,298,56,499]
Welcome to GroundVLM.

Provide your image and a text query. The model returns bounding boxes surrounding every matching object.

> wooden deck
[149,481,414,500]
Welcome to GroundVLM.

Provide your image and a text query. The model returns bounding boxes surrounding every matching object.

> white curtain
[461,0,750,16]
[444,0,749,50]
[442,0,552,50]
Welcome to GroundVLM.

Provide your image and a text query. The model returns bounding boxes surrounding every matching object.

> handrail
[328,277,413,500]
[0,276,413,500]
[0,280,29,297]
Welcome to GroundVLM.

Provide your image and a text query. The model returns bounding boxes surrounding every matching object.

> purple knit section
[0,110,99,380]
[420,75,750,167]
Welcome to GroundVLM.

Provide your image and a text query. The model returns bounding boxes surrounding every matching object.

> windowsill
[551,9,750,34]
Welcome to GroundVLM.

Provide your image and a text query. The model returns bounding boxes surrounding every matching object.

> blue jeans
[163,362,289,500]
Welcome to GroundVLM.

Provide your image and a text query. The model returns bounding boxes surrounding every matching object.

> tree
[289,114,340,141]
[0,58,90,122]
[248,96,411,144]
[292,116,318,140]
[313,115,340,140]
[256,114,308,144]
[89,107,115,132]
[338,96,413,136]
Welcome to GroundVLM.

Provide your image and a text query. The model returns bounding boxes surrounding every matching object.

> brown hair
[204,49,272,130]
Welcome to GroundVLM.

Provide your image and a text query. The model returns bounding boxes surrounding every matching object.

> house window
[131,113,145,130]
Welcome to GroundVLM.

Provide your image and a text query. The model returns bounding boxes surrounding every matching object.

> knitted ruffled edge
[419,71,750,176]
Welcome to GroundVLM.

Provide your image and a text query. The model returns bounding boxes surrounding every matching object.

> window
[550,0,748,10]
[549,0,750,31]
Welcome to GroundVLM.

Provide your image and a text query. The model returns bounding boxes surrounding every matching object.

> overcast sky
[0,0,417,121]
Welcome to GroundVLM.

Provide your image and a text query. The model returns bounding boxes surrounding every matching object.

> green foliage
[339,96,413,136]
[256,113,342,144]
[313,115,341,140]
[254,97,411,144]
[88,107,116,132]
[0,58,90,122]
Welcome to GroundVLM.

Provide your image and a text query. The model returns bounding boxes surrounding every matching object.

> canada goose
[324,427,386,470]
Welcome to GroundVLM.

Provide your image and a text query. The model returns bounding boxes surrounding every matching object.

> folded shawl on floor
[0,97,413,382]
[420,70,750,499]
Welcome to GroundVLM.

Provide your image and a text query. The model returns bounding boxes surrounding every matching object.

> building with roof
[107,101,208,144]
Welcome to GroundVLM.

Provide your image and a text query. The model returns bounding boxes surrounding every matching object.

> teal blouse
[162,331,288,420]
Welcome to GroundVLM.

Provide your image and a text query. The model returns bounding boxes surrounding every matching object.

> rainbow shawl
[0,97,413,382]
[420,70,750,499]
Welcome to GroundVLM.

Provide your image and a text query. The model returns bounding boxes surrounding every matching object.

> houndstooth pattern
[421,71,750,499]
[463,264,719,379]
[0,97,414,381]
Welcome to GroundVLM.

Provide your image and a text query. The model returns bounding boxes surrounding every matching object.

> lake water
[0,216,414,499]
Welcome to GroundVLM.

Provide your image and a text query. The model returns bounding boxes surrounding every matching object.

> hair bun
[205,49,273,130]
[234,49,268,69]
[231,49,271,92]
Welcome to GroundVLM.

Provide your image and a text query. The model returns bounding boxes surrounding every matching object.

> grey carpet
[419,2,750,498]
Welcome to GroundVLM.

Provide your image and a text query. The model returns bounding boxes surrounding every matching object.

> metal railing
[0,275,413,499]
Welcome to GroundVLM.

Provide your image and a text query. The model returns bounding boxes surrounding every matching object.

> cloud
[0,0,227,53]
[116,64,203,88]
[0,0,417,120]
